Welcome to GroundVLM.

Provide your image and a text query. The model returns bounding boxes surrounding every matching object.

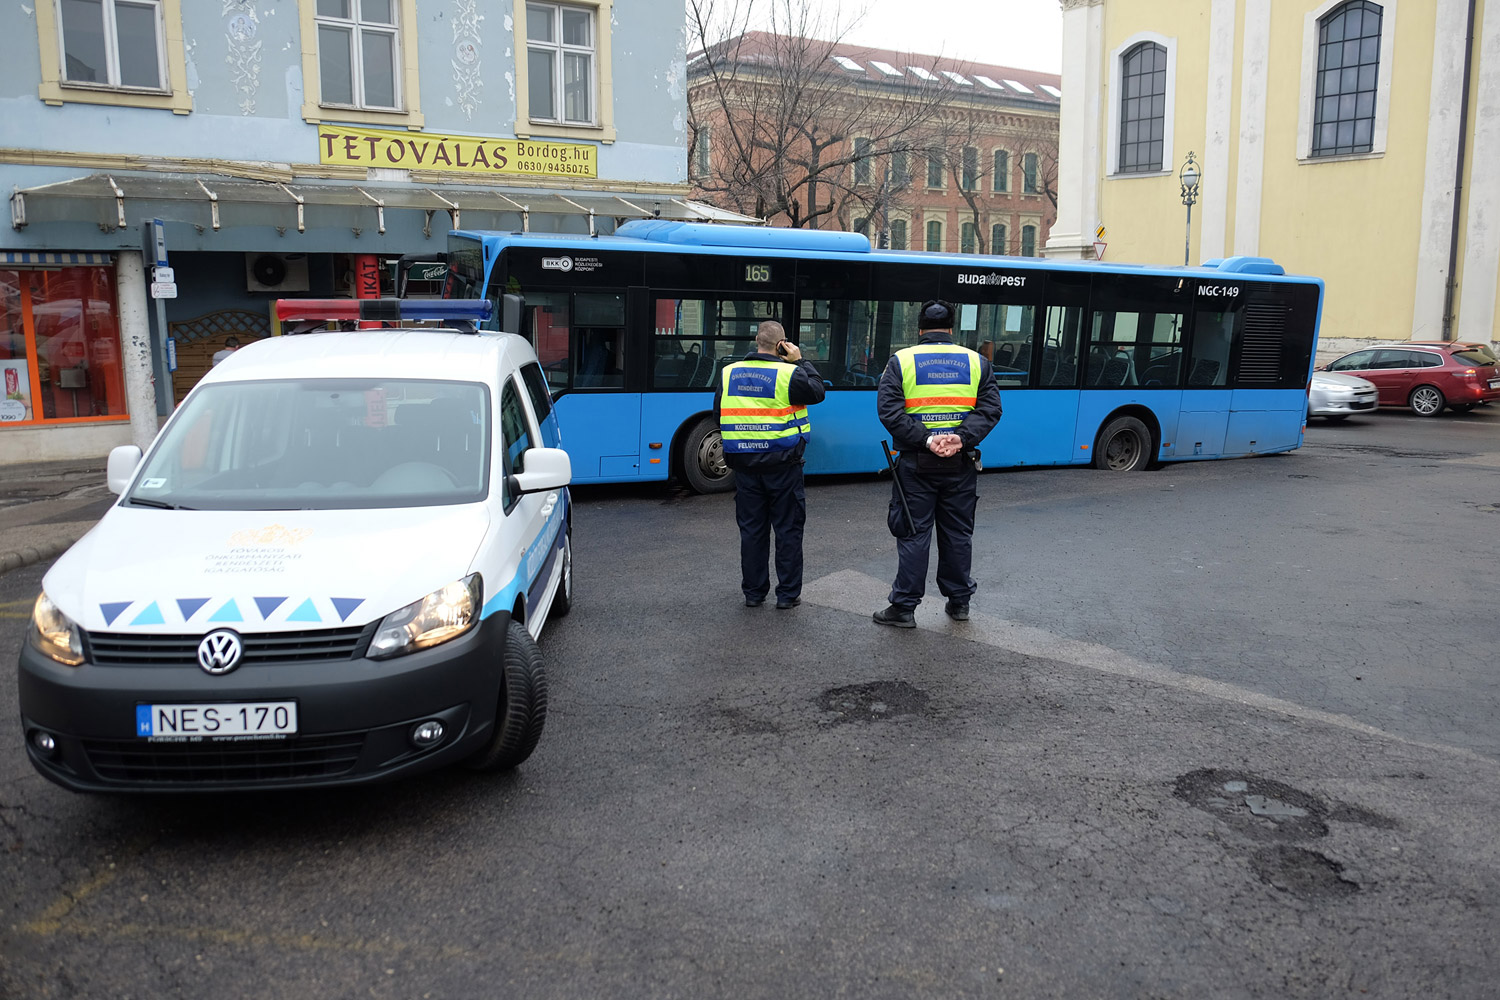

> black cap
[918,299,956,330]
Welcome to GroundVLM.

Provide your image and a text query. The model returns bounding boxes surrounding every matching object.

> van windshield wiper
[126,497,194,510]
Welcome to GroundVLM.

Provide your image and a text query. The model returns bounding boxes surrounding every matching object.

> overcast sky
[805,0,1063,74]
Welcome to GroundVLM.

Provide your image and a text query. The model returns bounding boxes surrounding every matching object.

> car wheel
[464,619,548,772]
[681,416,735,493]
[1093,416,1152,471]
[549,528,573,619]
[1408,385,1446,417]
[1449,403,1475,413]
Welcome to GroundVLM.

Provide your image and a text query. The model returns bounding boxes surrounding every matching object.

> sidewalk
[0,458,114,575]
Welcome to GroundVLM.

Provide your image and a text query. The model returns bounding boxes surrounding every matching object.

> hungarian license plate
[1488,378,1500,389]
[136,702,297,739]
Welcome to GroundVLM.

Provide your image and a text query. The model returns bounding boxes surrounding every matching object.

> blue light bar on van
[274,298,494,323]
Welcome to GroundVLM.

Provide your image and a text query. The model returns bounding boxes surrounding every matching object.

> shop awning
[1,250,114,266]
[9,172,762,240]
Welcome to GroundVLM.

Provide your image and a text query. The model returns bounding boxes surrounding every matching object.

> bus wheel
[682,416,736,493]
[1094,416,1152,471]
[1408,385,1445,417]
[465,620,548,772]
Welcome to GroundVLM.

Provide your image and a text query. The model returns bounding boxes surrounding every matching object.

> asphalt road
[2,407,1498,999]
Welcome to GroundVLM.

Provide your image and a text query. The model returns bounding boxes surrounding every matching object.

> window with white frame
[1020,224,1037,257]
[1022,152,1040,193]
[527,1,595,125]
[57,0,166,90]
[693,125,710,178]
[960,221,978,253]
[927,149,944,188]
[1312,1,1382,156]
[891,150,911,188]
[315,0,401,109]
[854,137,872,185]
[991,223,1007,255]
[890,219,908,250]
[961,146,979,191]
[1118,41,1166,173]
[926,219,943,252]
[992,149,1009,192]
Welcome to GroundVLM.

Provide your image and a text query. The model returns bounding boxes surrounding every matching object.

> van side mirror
[106,445,142,495]
[510,447,571,496]
[500,293,524,336]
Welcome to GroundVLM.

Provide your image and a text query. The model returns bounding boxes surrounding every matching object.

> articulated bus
[446,222,1322,492]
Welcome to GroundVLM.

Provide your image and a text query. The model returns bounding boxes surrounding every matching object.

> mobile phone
[776,341,790,357]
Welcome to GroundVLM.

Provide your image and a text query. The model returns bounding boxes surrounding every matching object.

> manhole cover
[1250,845,1360,899]
[815,680,929,725]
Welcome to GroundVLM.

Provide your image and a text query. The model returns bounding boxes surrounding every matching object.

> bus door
[643,292,791,480]
[1178,285,1239,458]
[1026,273,1090,465]
[523,289,640,482]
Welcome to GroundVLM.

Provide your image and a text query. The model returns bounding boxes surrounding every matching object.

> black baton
[881,440,916,536]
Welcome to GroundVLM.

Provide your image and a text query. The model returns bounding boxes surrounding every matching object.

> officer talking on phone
[873,300,1001,628]
[713,319,826,609]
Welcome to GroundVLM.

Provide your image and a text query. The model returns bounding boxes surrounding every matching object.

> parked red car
[1321,345,1500,416]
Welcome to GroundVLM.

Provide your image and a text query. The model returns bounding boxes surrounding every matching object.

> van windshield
[125,379,490,510]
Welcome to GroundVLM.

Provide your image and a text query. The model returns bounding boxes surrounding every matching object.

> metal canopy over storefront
[10,172,763,239]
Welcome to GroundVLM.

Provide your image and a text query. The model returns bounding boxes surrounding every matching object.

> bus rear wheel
[682,416,735,493]
[1094,416,1152,471]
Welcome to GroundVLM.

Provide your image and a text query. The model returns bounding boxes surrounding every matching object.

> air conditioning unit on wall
[245,253,310,292]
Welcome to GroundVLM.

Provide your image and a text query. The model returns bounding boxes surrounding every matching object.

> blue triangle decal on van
[330,598,364,622]
[254,596,288,619]
[100,601,131,626]
[286,598,322,623]
[131,601,165,626]
[208,599,243,623]
[176,598,210,620]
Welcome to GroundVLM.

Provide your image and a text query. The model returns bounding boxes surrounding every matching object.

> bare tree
[686,0,958,229]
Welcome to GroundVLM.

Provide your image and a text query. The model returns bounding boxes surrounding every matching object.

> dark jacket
[876,333,1003,453]
[712,351,826,469]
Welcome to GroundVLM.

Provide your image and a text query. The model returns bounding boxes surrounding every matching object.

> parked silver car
[1308,370,1378,421]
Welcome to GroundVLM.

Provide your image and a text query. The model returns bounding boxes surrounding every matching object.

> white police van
[19,298,572,792]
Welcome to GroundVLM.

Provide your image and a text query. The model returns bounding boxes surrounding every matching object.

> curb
[0,530,88,577]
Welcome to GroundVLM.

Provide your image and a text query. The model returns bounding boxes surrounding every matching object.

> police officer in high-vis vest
[873,300,1002,628]
[713,320,827,609]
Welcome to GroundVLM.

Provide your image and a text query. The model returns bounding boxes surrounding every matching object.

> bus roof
[451,222,1315,283]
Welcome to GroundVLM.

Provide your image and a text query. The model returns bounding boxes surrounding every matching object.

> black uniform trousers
[888,454,978,609]
[734,461,806,602]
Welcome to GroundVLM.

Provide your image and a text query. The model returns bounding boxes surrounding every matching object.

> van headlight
[367,575,482,660]
[30,593,84,666]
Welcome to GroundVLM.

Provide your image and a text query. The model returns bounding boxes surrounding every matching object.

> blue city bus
[445,222,1322,492]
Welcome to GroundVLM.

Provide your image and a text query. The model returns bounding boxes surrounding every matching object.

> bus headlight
[367,575,482,660]
[30,593,84,666]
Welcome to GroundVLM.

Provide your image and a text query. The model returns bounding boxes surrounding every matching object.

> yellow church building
[1046,0,1498,354]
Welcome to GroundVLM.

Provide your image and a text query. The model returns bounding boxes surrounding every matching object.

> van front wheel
[465,620,548,772]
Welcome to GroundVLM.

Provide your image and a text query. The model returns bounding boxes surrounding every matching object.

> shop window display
[0,267,127,426]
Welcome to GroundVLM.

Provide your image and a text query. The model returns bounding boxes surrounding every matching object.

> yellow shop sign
[317,126,597,178]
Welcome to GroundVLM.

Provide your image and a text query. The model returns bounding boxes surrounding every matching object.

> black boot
[872,604,916,628]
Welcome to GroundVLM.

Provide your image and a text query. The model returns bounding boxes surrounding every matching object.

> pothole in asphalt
[1173,769,1330,840]
[1250,845,1361,899]
[815,680,930,725]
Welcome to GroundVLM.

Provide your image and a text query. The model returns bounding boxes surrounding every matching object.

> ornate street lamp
[1179,151,1201,267]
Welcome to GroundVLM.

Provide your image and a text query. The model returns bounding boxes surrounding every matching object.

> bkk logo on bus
[541,256,575,272]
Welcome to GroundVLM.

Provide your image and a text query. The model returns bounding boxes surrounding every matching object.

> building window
[992,149,1009,192]
[854,216,870,238]
[1,266,129,427]
[527,1,595,124]
[57,0,165,89]
[315,0,401,109]
[926,219,943,252]
[1119,41,1167,172]
[514,0,614,141]
[1021,225,1037,257]
[1022,152,1040,193]
[961,146,979,191]
[34,0,189,112]
[927,149,944,188]
[960,221,978,253]
[693,125,710,178]
[891,151,911,188]
[890,219,908,250]
[1312,1,1382,156]
[854,137,872,185]
[991,223,1007,255]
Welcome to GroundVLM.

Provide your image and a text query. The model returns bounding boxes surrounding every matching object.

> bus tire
[1093,416,1152,471]
[1408,385,1445,417]
[465,620,548,772]
[681,416,736,493]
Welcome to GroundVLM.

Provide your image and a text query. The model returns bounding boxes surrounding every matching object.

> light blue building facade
[1,0,706,461]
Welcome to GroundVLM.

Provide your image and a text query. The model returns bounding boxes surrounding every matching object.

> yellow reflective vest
[719,359,810,454]
[895,342,982,432]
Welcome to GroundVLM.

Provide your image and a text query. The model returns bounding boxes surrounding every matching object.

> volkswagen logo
[197,630,243,675]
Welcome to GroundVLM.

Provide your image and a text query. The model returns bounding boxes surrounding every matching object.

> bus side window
[1041,305,1083,387]
[526,293,572,393]
[1188,310,1234,386]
